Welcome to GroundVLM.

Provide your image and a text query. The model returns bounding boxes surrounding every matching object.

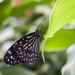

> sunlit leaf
[42,0,75,52]
[47,0,75,37]
[43,29,75,52]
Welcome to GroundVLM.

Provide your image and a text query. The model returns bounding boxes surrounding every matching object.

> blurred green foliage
[0,0,11,27]
[0,0,75,75]
[42,0,75,52]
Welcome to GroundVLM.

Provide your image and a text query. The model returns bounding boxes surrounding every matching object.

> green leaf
[0,66,34,75]
[43,29,75,52]
[0,0,11,25]
[41,0,75,52]
[47,0,75,37]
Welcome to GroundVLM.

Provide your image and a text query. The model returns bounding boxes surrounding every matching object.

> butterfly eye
[4,31,42,66]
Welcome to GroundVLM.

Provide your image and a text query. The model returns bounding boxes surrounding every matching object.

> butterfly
[4,31,42,66]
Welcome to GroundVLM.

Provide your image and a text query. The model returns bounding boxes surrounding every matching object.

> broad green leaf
[47,0,75,38]
[42,29,75,52]
[41,0,75,52]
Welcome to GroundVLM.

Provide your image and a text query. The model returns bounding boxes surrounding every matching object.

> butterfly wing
[4,32,41,65]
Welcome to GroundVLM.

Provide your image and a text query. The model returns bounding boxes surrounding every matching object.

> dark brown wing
[4,31,41,65]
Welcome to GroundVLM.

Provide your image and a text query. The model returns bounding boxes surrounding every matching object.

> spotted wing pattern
[4,32,41,65]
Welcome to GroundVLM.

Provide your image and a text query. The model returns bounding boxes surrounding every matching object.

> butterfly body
[4,32,41,66]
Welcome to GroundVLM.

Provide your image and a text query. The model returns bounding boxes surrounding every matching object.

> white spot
[8,51,12,54]
[23,43,28,47]
[21,56,23,58]
[16,51,19,54]
[10,56,13,59]
[30,59,33,62]
[32,53,36,56]
[19,41,22,44]
[29,62,33,65]
[18,47,21,50]
[26,36,31,39]
[7,59,10,62]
